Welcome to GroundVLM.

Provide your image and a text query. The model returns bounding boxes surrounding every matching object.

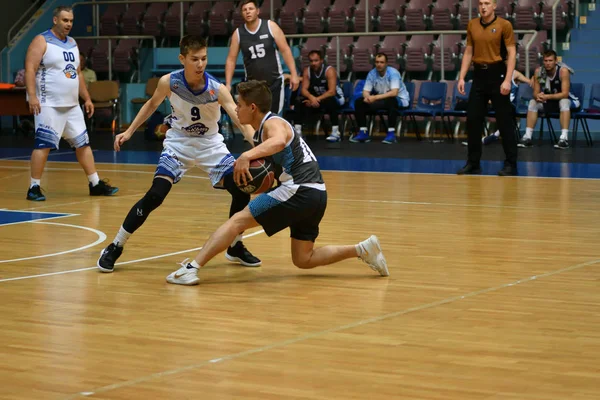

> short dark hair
[53,6,73,18]
[374,52,388,62]
[308,50,323,60]
[237,80,272,114]
[240,0,259,9]
[543,50,558,59]
[179,35,207,56]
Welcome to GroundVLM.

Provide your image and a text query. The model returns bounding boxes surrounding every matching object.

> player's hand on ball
[114,131,133,151]
[234,154,252,186]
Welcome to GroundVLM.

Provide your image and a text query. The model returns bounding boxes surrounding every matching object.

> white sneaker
[166,258,200,285]
[326,133,341,142]
[358,235,389,276]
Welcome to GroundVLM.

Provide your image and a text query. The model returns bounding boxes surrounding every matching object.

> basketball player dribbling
[97,35,262,272]
[166,80,389,286]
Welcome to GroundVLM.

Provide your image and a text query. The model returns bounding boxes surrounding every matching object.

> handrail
[6,0,44,47]
[552,0,561,51]
[287,29,537,80]
[73,35,156,82]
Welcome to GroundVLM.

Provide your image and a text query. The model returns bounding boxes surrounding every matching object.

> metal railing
[73,35,156,81]
[288,30,538,81]
[6,0,44,47]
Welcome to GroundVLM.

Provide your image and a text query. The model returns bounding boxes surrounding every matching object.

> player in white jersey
[97,35,262,272]
[24,5,118,201]
[166,80,389,286]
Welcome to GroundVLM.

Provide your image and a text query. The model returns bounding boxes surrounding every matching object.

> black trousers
[467,63,517,166]
[294,96,340,126]
[355,97,399,128]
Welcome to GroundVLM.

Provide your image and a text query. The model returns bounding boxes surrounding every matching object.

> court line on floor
[0,229,265,282]
[0,221,106,264]
[0,213,77,228]
[0,150,79,161]
[65,256,600,399]
[0,165,210,180]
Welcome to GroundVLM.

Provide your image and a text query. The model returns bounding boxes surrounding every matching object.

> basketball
[237,158,276,195]
[154,123,168,140]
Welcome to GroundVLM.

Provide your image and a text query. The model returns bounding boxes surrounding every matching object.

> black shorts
[269,77,284,115]
[248,185,327,242]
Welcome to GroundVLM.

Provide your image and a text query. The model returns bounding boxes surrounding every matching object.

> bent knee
[559,98,571,112]
[293,257,312,269]
[528,99,542,112]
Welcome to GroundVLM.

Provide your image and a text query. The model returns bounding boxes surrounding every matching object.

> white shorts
[155,132,235,187]
[34,105,89,149]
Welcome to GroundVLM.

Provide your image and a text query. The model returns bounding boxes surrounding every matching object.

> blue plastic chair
[541,82,585,145]
[404,81,449,141]
[573,83,599,147]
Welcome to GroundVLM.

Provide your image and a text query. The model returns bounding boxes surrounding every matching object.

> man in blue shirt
[351,53,410,144]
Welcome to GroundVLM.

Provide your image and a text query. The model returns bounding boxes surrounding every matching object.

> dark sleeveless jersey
[537,65,579,102]
[237,19,282,85]
[308,64,344,101]
[254,112,324,187]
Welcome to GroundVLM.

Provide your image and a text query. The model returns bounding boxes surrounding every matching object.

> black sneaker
[26,185,46,201]
[90,179,119,196]
[97,243,123,272]
[554,139,569,149]
[456,163,482,175]
[498,163,518,176]
[518,138,533,148]
[225,242,262,267]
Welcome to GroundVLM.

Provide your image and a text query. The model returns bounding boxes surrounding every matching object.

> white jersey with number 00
[35,30,80,107]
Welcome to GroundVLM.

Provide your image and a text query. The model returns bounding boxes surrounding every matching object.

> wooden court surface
[1,160,599,400]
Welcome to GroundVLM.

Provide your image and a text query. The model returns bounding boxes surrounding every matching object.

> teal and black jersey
[253,112,325,189]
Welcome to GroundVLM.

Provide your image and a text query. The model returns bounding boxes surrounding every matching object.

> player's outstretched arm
[114,74,170,151]
[217,84,255,145]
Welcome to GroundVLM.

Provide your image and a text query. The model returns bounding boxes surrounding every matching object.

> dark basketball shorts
[248,184,327,242]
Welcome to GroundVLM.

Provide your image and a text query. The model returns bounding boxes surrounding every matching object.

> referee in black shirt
[457,0,518,176]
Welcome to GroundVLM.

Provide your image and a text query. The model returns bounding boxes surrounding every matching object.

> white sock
[560,129,569,140]
[230,234,242,247]
[359,127,367,133]
[294,124,302,133]
[88,172,100,186]
[493,129,500,137]
[387,128,395,134]
[331,125,340,135]
[113,226,131,247]
[188,260,200,269]
[524,127,533,140]
[30,178,41,189]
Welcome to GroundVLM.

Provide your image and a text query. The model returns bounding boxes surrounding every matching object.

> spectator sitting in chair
[291,50,344,142]
[351,53,410,144]
[519,50,578,149]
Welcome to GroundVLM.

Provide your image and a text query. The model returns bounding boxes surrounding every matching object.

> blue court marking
[0,210,75,227]
[2,148,600,179]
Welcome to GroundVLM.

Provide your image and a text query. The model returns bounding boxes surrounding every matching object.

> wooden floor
[1,160,599,400]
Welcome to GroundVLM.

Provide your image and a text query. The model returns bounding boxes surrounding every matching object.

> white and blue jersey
[34,30,80,107]
[167,70,222,138]
[364,66,410,107]
[155,70,235,186]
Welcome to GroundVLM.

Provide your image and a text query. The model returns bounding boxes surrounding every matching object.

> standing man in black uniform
[225,0,299,115]
[457,0,518,176]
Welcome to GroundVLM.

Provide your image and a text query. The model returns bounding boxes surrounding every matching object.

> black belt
[473,62,504,70]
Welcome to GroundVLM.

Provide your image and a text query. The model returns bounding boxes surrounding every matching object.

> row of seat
[305,79,599,145]
[297,31,550,75]
[96,0,573,38]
